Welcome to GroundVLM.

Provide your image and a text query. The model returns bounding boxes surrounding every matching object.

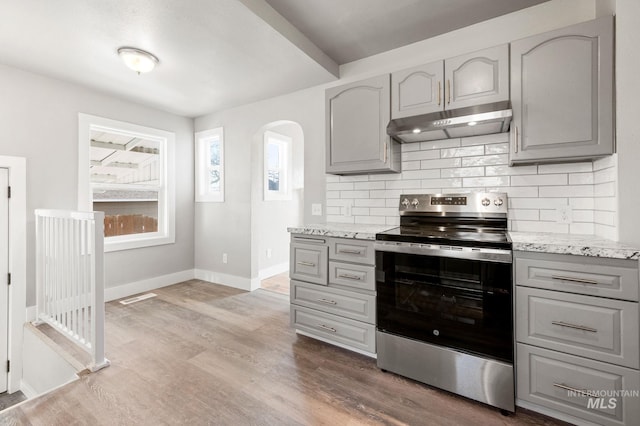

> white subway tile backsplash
[401,169,441,180]
[441,145,484,158]
[570,223,595,234]
[354,181,385,190]
[421,157,461,169]
[402,150,440,161]
[486,165,537,176]
[340,190,370,199]
[355,198,386,207]
[420,139,461,150]
[327,182,354,191]
[484,143,509,154]
[463,176,509,187]
[569,173,594,185]
[539,185,593,197]
[354,215,386,225]
[325,133,617,238]
[386,180,422,190]
[460,133,509,146]
[422,178,462,189]
[441,167,484,178]
[538,162,593,174]
[511,174,567,187]
[461,154,508,167]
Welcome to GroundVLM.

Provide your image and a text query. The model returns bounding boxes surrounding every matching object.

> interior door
[0,168,8,392]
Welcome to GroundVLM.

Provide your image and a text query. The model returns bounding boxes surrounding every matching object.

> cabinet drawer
[290,239,328,285]
[517,343,640,426]
[515,252,639,301]
[328,238,375,265]
[291,280,375,324]
[291,305,376,354]
[329,261,375,292]
[516,287,639,369]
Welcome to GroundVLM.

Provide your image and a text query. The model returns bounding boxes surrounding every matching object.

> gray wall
[0,64,195,305]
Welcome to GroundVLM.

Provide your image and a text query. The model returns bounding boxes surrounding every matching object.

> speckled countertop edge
[287,223,396,241]
[509,232,640,260]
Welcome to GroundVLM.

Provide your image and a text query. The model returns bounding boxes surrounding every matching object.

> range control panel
[399,192,508,215]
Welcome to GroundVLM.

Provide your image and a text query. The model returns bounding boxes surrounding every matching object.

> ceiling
[0,0,548,118]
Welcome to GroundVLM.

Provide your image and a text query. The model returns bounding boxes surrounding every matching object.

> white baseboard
[194,269,261,292]
[258,262,289,280]
[104,269,195,302]
[19,380,38,399]
[25,305,36,322]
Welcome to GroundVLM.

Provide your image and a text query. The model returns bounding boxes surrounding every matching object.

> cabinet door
[445,44,509,110]
[391,61,444,118]
[326,74,399,174]
[510,16,613,164]
[290,240,328,285]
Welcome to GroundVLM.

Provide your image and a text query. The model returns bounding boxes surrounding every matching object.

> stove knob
[481,198,491,207]
[411,198,420,208]
[401,198,410,208]
[494,198,504,206]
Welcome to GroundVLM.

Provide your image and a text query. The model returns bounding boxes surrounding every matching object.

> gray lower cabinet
[325,74,400,175]
[290,235,377,356]
[510,16,614,164]
[515,250,640,426]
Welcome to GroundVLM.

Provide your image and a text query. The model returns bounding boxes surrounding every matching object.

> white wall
[252,122,303,278]
[0,64,195,305]
[615,0,640,246]
[194,87,324,288]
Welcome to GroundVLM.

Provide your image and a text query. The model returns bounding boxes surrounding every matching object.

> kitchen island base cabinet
[289,234,377,357]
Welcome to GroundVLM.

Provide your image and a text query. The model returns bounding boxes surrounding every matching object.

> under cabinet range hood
[387,101,512,143]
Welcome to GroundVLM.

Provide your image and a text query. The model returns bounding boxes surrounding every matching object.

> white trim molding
[258,262,289,280]
[0,155,26,393]
[194,269,260,292]
[104,270,195,302]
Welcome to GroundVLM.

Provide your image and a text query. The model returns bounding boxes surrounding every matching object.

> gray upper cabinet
[510,16,614,165]
[391,44,509,119]
[326,74,400,175]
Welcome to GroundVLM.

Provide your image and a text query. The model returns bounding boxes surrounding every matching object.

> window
[264,130,292,201]
[195,128,224,202]
[78,114,175,252]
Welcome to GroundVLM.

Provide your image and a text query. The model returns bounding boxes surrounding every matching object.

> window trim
[263,130,292,201]
[78,113,175,252]
[195,127,225,202]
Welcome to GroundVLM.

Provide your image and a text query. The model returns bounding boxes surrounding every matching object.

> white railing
[34,209,109,372]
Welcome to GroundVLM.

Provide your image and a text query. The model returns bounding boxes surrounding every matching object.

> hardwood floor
[260,271,290,295]
[0,280,566,425]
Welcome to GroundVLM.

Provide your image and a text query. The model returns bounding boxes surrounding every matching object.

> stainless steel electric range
[375,192,514,412]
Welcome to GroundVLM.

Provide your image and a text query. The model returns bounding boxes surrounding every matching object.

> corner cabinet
[509,16,614,165]
[326,74,400,175]
[391,44,509,119]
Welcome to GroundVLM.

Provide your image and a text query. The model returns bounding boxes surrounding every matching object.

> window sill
[105,233,175,252]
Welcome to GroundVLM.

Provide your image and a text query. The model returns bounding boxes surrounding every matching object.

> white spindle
[34,209,109,372]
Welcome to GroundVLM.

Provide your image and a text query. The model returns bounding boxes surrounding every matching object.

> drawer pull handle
[294,237,326,244]
[319,324,337,333]
[317,298,337,305]
[551,321,597,333]
[553,383,597,398]
[297,261,316,267]
[338,273,362,280]
[339,248,363,254]
[551,275,599,285]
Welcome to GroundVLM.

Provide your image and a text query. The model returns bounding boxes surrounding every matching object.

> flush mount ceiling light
[117,47,159,74]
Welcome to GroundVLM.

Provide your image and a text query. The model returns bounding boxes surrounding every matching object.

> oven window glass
[376,251,513,362]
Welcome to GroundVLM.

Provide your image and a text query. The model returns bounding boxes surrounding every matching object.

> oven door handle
[374,241,512,263]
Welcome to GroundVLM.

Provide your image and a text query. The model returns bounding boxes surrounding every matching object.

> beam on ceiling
[237,0,339,77]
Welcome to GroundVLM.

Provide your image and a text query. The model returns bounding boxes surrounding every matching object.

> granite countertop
[287,223,396,240]
[509,232,640,260]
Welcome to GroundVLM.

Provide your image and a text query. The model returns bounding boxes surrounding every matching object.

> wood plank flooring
[260,272,290,295]
[0,280,567,425]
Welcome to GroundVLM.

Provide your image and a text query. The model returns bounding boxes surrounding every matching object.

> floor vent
[119,293,157,305]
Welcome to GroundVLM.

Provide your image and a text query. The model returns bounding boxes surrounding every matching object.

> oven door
[375,247,513,362]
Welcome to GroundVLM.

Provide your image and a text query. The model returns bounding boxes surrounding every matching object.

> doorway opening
[252,121,304,297]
